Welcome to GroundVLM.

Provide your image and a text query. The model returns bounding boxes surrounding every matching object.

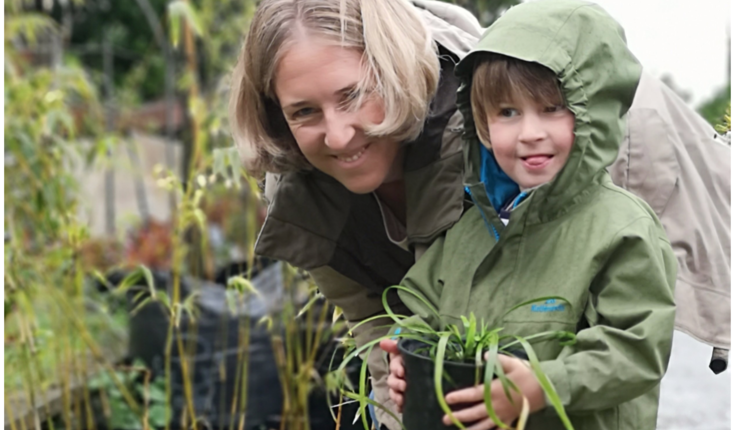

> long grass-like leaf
[341,391,407,430]
[515,396,529,430]
[357,345,371,430]
[483,335,508,429]
[335,332,436,374]
[434,333,466,429]
[514,337,574,430]
[381,285,440,324]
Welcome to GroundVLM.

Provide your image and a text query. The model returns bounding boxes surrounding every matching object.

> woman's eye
[339,90,360,109]
[293,107,316,118]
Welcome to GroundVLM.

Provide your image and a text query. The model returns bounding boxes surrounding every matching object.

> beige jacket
[610,71,731,351]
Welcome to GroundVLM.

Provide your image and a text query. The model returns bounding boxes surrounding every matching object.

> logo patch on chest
[531,299,566,313]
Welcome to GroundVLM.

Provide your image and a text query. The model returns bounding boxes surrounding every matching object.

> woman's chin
[339,174,384,194]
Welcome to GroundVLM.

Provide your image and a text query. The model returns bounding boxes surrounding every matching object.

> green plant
[88,361,169,430]
[334,286,576,430]
[715,103,730,134]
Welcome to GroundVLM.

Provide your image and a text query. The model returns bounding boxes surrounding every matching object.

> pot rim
[397,337,483,369]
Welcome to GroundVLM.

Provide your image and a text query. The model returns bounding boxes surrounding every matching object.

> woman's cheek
[362,98,386,125]
[291,127,319,157]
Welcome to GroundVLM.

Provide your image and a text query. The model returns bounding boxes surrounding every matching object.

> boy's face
[485,96,575,189]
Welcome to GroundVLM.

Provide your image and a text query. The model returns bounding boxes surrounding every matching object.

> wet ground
[657,331,731,429]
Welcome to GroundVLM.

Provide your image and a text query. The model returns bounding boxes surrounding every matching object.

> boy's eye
[499,107,518,117]
[544,105,565,113]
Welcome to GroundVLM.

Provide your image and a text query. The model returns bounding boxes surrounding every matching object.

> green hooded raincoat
[398,2,678,428]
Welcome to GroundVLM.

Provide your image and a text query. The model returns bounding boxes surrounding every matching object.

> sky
[523,0,731,107]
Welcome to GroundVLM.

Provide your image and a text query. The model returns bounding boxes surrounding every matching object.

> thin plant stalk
[5,393,19,430]
[16,312,41,430]
[53,290,141,415]
[271,335,290,430]
[334,397,343,430]
[164,320,175,430]
[236,295,252,430]
[81,352,97,430]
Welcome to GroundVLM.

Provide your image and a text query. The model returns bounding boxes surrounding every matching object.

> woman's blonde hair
[471,54,565,147]
[229,0,439,175]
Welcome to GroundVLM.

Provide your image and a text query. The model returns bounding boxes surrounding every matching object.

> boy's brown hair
[471,54,566,147]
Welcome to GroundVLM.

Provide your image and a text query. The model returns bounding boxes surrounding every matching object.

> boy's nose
[519,115,546,143]
[324,110,357,150]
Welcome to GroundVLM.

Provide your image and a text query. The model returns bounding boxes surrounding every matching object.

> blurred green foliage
[697,84,731,130]
[44,0,251,104]
[40,0,512,104]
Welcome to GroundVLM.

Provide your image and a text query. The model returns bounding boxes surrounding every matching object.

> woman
[229,1,730,429]
[229,1,481,428]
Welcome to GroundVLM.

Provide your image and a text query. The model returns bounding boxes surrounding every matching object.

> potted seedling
[335,286,576,430]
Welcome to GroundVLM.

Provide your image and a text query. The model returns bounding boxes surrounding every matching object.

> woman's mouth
[335,144,370,164]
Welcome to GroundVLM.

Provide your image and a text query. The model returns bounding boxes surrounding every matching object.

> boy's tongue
[524,155,552,166]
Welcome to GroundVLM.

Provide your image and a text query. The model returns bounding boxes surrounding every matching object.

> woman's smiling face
[274,38,403,194]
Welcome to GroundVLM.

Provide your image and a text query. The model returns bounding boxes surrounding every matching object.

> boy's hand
[379,339,406,412]
[443,354,546,429]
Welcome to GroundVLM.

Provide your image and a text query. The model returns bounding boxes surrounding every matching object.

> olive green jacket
[398,2,677,429]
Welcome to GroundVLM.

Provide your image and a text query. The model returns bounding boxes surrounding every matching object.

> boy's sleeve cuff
[538,359,571,413]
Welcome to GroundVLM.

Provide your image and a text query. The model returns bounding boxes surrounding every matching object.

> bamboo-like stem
[236,299,251,430]
[334,398,343,430]
[175,325,199,425]
[182,0,201,178]
[53,291,141,414]
[5,393,19,430]
[229,317,243,430]
[272,335,290,430]
[99,387,112,430]
[16,312,41,430]
[164,320,174,430]
[71,334,84,429]
[81,351,97,430]
[54,314,72,430]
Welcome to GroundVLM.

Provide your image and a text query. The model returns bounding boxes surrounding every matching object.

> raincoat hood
[456,0,642,221]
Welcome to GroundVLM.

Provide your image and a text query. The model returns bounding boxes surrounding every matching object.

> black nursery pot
[398,338,485,430]
[398,338,529,430]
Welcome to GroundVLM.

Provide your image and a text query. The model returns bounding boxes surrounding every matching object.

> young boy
[381,1,677,429]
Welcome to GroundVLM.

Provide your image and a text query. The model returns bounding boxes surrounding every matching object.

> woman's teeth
[337,146,366,163]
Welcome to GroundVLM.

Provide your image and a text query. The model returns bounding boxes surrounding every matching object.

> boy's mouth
[521,154,553,169]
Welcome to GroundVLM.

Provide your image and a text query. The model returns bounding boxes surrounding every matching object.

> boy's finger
[496,353,523,372]
[379,338,400,354]
[389,389,404,408]
[387,375,407,392]
[441,402,489,425]
[466,417,498,430]
[466,417,513,430]
[445,384,484,404]
[389,355,404,377]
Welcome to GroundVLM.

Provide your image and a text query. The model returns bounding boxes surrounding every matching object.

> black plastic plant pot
[398,338,487,430]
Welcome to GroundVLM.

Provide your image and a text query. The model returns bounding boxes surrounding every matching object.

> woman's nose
[323,110,357,150]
